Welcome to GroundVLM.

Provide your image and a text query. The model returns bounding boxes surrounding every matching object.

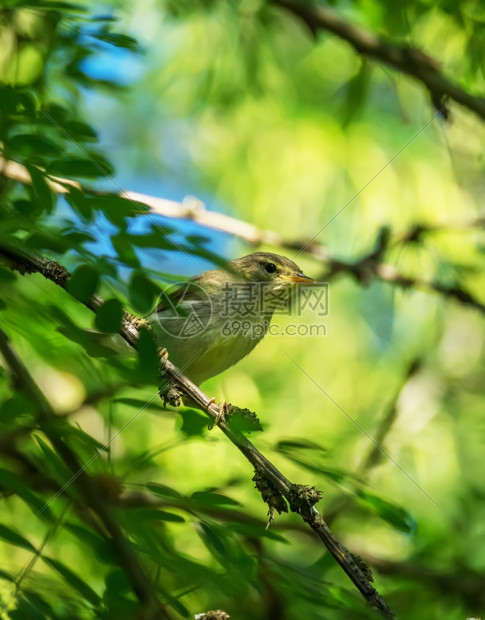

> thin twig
[272,0,485,121]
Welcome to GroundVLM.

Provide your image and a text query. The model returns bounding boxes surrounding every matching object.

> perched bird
[149,252,315,387]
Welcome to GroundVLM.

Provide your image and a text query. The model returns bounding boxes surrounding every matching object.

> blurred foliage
[1,0,485,619]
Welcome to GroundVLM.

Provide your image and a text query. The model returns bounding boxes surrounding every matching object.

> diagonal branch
[272,0,485,121]
[0,242,396,619]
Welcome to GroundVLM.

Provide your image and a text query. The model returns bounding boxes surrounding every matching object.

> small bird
[149,252,315,387]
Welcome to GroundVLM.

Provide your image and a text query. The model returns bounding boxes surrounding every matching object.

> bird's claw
[207,398,229,430]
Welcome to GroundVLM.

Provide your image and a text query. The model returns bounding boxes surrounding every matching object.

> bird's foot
[206,398,229,430]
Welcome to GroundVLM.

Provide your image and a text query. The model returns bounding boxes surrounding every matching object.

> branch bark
[272,0,485,121]
[0,243,396,619]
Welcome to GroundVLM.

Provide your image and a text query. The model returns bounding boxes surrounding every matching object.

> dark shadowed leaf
[0,569,14,582]
[0,468,52,520]
[129,508,185,523]
[196,521,228,559]
[26,164,55,213]
[0,267,16,282]
[191,491,241,507]
[67,264,99,301]
[66,186,94,221]
[111,233,141,268]
[9,134,61,157]
[93,32,138,50]
[0,524,36,552]
[64,120,98,141]
[95,298,123,333]
[89,196,149,226]
[134,328,160,384]
[129,272,159,313]
[48,155,114,178]
[178,408,207,436]
[64,523,115,564]
[275,438,327,453]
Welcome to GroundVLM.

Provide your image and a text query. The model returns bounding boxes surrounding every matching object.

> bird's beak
[279,272,316,284]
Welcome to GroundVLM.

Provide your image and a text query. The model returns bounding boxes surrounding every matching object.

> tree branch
[0,243,396,619]
[272,0,485,121]
[1,156,484,315]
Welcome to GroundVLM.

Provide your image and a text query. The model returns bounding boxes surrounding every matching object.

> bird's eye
[264,263,277,274]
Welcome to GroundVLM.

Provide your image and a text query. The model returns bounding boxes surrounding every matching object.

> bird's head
[230,252,315,290]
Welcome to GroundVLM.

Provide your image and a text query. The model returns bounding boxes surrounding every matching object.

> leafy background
[1,0,485,618]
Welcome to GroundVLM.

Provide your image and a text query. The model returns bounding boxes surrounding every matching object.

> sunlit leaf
[357,490,417,534]
[146,482,182,499]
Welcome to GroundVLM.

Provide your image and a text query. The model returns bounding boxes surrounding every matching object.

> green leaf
[43,556,101,606]
[95,298,123,333]
[231,522,289,542]
[178,408,207,437]
[64,523,115,564]
[113,398,161,411]
[128,231,179,250]
[0,523,36,552]
[26,164,54,213]
[64,121,98,141]
[25,230,70,254]
[196,522,228,559]
[275,438,327,453]
[111,234,140,267]
[0,467,52,519]
[129,272,159,313]
[104,568,131,595]
[191,492,241,507]
[93,32,138,50]
[89,196,149,226]
[0,569,15,582]
[9,134,61,157]
[357,490,417,534]
[0,267,16,282]
[67,264,100,301]
[130,508,185,523]
[146,482,182,499]
[134,328,159,384]
[48,155,114,178]
[65,186,94,221]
